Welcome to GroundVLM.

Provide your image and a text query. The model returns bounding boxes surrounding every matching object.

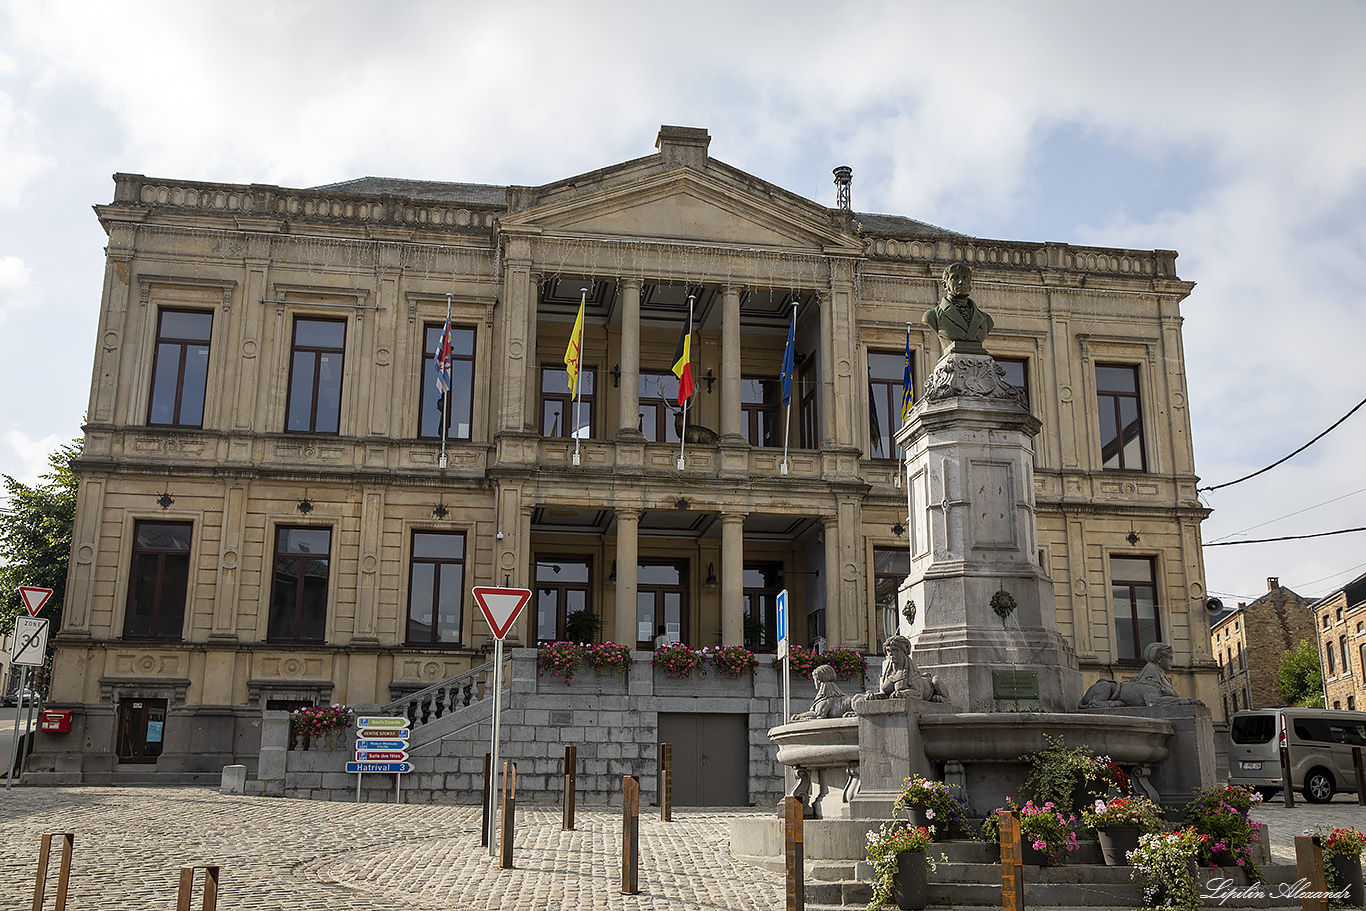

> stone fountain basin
[768,717,860,769]
[917,712,1172,765]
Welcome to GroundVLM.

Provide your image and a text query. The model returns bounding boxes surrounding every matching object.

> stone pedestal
[896,354,1082,713]
[846,694,940,819]
[1084,702,1215,809]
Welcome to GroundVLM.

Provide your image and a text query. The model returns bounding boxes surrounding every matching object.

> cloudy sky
[1,1,1363,606]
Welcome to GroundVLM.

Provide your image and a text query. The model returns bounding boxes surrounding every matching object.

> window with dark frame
[1342,635,1351,676]
[147,309,212,427]
[1327,642,1337,675]
[637,562,686,649]
[799,358,818,450]
[541,366,594,439]
[997,357,1030,412]
[1110,555,1160,662]
[868,351,912,460]
[420,324,476,440]
[741,378,780,447]
[1096,363,1147,471]
[535,557,591,643]
[406,531,466,645]
[123,521,192,640]
[286,318,346,434]
[743,564,783,652]
[637,372,682,443]
[874,547,911,642]
[268,526,331,643]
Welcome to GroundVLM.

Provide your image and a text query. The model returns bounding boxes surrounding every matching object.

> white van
[1229,708,1366,802]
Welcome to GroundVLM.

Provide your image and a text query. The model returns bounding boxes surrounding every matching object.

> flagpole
[677,294,694,471]
[572,288,586,467]
[780,301,797,476]
[439,294,452,470]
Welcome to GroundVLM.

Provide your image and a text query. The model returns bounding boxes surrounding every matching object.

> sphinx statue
[791,664,854,720]
[1079,642,1203,708]
[874,635,950,703]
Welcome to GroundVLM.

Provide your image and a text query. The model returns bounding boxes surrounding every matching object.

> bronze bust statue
[923,263,993,355]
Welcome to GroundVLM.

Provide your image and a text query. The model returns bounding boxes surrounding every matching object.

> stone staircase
[793,839,1306,909]
[380,656,508,750]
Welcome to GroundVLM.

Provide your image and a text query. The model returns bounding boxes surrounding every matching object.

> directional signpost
[472,585,531,857]
[8,585,52,792]
[347,716,410,802]
[776,589,790,724]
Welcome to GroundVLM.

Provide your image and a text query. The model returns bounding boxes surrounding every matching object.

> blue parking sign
[776,589,788,654]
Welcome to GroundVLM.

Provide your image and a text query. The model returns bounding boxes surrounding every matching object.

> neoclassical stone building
[30,125,1215,784]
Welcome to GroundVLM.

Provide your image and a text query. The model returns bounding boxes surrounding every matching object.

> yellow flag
[564,295,585,397]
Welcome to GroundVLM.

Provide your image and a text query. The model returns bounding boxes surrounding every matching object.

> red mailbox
[39,710,72,733]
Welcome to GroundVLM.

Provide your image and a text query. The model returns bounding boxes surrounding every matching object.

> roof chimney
[1268,577,1280,590]
[833,165,852,211]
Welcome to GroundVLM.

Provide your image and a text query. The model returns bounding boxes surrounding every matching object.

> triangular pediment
[500,166,860,254]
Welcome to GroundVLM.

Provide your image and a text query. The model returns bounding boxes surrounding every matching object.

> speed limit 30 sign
[10,616,49,667]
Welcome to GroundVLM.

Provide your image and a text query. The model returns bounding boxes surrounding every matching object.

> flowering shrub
[290,704,353,747]
[537,641,584,683]
[893,775,970,831]
[1080,795,1164,833]
[706,645,758,678]
[653,643,706,678]
[778,645,866,682]
[1315,825,1366,856]
[1129,827,1203,911]
[1085,754,1132,793]
[983,799,1078,865]
[1181,783,1264,881]
[864,818,935,911]
[582,642,633,678]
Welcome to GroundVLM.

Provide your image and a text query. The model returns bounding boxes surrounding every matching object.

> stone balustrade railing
[382,655,508,732]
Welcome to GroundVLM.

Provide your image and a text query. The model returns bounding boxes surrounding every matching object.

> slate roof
[311,177,508,207]
[852,211,960,237]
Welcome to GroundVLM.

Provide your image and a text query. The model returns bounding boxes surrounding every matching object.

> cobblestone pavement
[0,787,783,911]
[1251,792,1366,863]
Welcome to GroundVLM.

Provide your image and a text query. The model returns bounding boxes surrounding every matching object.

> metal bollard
[32,833,74,911]
[175,865,219,911]
[1281,743,1296,808]
[562,745,577,831]
[1293,834,1328,911]
[499,761,516,869]
[480,752,491,847]
[621,775,640,894]
[1354,747,1366,806]
[659,742,673,822]
[784,796,804,911]
[999,809,1024,911]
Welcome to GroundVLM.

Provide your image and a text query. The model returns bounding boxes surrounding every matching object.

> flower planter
[1329,853,1364,907]
[1020,840,1052,866]
[1096,824,1142,865]
[892,850,928,910]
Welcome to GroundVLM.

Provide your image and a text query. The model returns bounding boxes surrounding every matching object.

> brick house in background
[1211,577,1313,720]
[1315,572,1366,711]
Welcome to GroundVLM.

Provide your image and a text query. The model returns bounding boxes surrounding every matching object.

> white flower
[925,808,935,820]
[1094,799,1107,814]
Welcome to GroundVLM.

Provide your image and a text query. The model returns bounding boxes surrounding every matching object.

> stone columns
[524,271,540,433]
[498,236,534,433]
[618,279,643,439]
[720,512,745,646]
[720,286,743,442]
[818,293,836,447]
[822,516,842,646]
[614,509,640,647]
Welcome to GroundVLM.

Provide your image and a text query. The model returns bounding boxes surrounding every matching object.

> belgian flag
[671,318,694,406]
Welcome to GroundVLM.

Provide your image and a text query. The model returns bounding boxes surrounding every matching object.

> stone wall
[252,649,874,805]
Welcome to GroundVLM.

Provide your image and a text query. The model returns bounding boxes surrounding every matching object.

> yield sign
[17,586,53,617]
[472,586,531,640]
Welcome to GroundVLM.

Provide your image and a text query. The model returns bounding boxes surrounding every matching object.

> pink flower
[1032,839,1046,850]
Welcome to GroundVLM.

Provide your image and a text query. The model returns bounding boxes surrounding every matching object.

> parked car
[1229,707,1366,802]
[2,687,41,707]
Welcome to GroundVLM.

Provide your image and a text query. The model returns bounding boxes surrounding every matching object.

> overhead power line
[1203,526,1366,547]
[1199,393,1366,492]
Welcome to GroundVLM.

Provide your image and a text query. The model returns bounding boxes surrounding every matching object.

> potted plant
[1084,753,1132,796]
[536,641,584,683]
[706,644,758,678]
[1129,827,1203,911]
[653,642,706,678]
[893,775,970,837]
[582,641,632,678]
[779,645,867,682]
[289,704,354,750]
[1022,734,1107,810]
[1312,825,1365,907]
[563,609,603,644]
[1080,795,1164,865]
[864,818,935,911]
[981,799,1079,866]
[1180,783,1264,881]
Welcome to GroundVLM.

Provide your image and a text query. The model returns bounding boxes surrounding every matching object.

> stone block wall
[253,649,876,805]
